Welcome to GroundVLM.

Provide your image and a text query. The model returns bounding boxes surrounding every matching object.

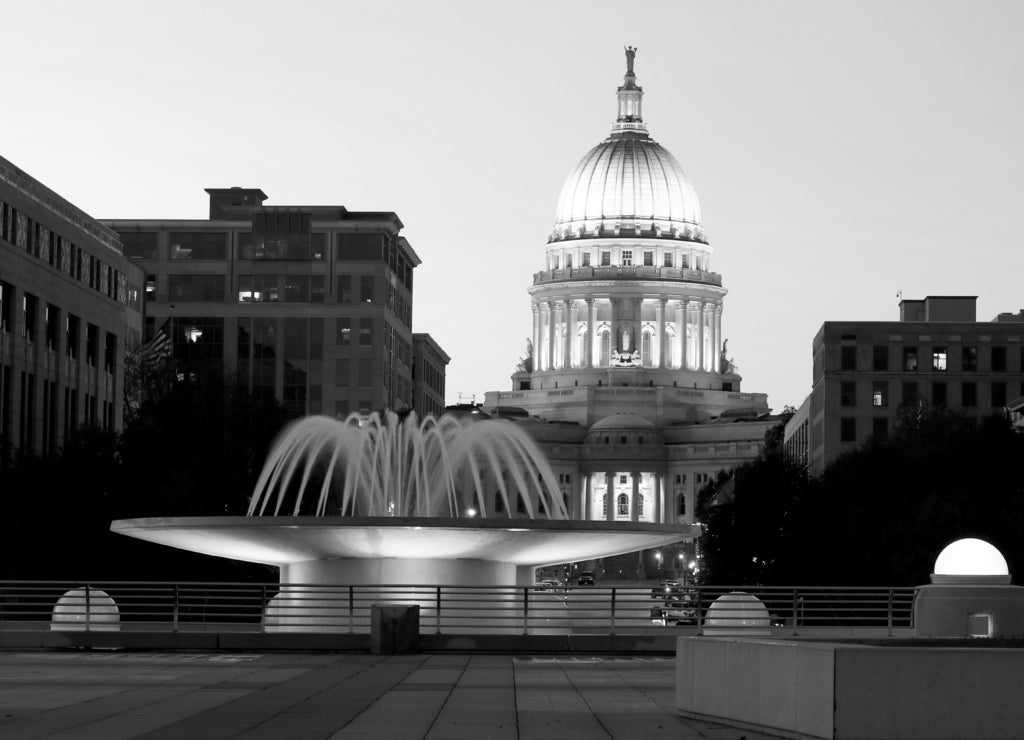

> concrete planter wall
[676,636,1024,740]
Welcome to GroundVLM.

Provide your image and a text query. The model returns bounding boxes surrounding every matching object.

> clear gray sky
[5,0,1022,411]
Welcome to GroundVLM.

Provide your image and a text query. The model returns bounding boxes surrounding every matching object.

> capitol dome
[550,48,704,243]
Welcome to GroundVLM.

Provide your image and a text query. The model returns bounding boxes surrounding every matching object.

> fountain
[112,411,695,630]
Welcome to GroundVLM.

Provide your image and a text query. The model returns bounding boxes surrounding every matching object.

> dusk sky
[5,1,1022,411]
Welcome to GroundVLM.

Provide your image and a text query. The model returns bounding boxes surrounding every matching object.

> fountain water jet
[112,411,696,632]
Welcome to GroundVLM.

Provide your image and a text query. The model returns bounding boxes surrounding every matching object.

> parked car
[650,579,684,600]
[650,599,697,626]
[532,579,561,591]
[577,571,595,586]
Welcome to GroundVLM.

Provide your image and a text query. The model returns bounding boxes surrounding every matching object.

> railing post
[349,586,354,634]
[435,586,442,634]
[84,585,91,632]
[522,587,529,635]
[792,588,799,636]
[260,585,267,633]
[173,584,179,632]
[609,588,616,634]
[887,588,894,636]
[695,587,703,635]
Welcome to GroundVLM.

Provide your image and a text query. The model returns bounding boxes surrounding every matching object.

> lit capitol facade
[483,49,774,574]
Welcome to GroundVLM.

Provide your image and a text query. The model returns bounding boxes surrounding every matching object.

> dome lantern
[550,48,705,243]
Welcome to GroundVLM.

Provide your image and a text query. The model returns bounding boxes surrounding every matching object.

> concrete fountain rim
[110,516,699,567]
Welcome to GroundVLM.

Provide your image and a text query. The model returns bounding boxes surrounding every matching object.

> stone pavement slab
[0,651,783,739]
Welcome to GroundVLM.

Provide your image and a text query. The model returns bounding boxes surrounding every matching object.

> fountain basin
[111,516,697,582]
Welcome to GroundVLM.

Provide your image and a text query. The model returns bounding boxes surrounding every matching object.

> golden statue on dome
[625,46,637,74]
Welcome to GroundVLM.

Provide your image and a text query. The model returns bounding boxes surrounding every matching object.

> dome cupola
[550,47,704,243]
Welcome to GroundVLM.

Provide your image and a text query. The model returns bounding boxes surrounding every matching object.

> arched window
[638,494,645,516]
[599,328,611,366]
[641,329,653,367]
[617,493,629,516]
[677,494,686,516]
[602,494,608,516]
[576,324,588,368]
[664,326,676,368]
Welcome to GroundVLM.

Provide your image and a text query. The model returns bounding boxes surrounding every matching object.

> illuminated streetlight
[466,507,477,517]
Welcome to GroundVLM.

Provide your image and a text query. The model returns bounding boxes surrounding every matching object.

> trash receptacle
[370,604,420,654]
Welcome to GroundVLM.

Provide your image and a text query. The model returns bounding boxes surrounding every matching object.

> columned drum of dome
[521,48,742,403]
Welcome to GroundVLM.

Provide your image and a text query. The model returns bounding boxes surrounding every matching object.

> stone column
[563,300,574,369]
[697,302,706,372]
[656,299,667,368]
[676,301,686,370]
[605,472,615,522]
[587,299,597,368]
[713,304,723,373]
[584,474,592,520]
[630,472,640,522]
[536,300,544,370]
[546,301,557,372]
[609,299,620,356]
[654,474,662,523]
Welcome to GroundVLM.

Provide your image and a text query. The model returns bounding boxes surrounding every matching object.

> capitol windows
[600,251,611,266]
[962,346,977,371]
[840,346,856,370]
[902,346,918,371]
[932,347,947,371]
[962,381,977,407]
[643,251,653,266]
[677,494,686,516]
[581,252,590,267]
[663,252,673,267]
[621,250,632,266]
[599,328,611,365]
[565,254,572,268]
[872,345,888,371]
[617,494,628,516]
[992,346,1007,372]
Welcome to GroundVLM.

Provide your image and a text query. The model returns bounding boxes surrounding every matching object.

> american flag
[142,318,172,367]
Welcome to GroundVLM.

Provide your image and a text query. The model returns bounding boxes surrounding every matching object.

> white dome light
[934,538,1009,577]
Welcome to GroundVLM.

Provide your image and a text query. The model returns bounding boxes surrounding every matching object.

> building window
[840,346,856,370]
[932,347,947,371]
[337,318,352,345]
[86,323,98,367]
[621,250,632,266]
[638,494,645,516]
[872,345,888,371]
[120,231,158,260]
[903,346,918,371]
[840,417,856,443]
[565,254,572,268]
[335,359,350,385]
[675,474,686,485]
[617,494,629,516]
[619,474,627,484]
[358,358,373,387]
[643,251,653,266]
[0,281,12,333]
[664,252,673,267]
[65,315,79,359]
[677,494,686,516]
[104,333,117,375]
[22,294,38,343]
[169,275,223,302]
[872,381,887,407]
[337,275,352,303]
[169,232,227,260]
[901,381,918,406]
[962,382,977,407]
[840,381,856,407]
[872,417,888,440]
[600,251,611,266]
[45,305,60,353]
[992,346,1007,372]
[360,275,375,303]
[932,381,947,407]
[581,252,591,267]
[359,318,373,346]
[962,346,977,372]
[992,382,1007,407]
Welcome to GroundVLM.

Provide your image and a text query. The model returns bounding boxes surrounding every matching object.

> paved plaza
[0,650,781,739]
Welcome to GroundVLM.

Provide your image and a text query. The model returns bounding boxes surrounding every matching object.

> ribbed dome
[550,49,704,243]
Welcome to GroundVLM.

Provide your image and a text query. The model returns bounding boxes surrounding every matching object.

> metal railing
[0,581,916,636]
